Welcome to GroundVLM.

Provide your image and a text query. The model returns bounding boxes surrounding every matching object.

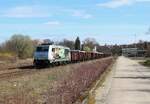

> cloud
[2,6,51,18]
[1,5,93,19]
[136,0,150,2]
[97,0,150,8]
[97,0,131,8]
[72,10,93,19]
[44,21,61,26]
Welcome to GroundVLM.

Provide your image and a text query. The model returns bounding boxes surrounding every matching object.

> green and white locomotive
[34,44,71,66]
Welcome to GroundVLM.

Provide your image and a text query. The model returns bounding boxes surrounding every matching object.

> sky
[0,0,150,45]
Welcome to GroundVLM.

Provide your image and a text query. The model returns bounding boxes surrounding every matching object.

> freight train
[33,44,110,67]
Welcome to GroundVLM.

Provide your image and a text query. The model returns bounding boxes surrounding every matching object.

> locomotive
[33,44,110,67]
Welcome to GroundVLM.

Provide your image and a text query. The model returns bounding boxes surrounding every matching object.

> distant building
[93,46,97,52]
[122,48,146,57]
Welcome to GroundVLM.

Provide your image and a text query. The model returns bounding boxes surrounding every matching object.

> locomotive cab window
[36,46,49,52]
[52,48,55,52]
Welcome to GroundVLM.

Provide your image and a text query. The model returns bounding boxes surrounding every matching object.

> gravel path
[95,56,150,104]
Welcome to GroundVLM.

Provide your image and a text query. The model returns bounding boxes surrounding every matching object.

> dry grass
[0,52,16,62]
[0,52,13,57]
[0,57,113,104]
[0,63,75,104]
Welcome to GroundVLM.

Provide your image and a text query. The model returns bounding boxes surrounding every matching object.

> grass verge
[140,59,150,67]
[79,58,115,104]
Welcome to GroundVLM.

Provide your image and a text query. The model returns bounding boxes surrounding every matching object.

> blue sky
[0,0,150,45]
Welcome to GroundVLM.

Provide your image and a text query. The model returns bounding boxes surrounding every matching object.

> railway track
[0,62,74,80]
[0,57,112,80]
[0,64,62,80]
[0,65,63,80]
[0,66,36,80]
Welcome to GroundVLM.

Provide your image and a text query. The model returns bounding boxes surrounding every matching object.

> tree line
[0,34,106,59]
[1,34,149,59]
[1,25,150,59]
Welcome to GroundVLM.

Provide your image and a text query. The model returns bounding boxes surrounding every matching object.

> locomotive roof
[38,44,70,49]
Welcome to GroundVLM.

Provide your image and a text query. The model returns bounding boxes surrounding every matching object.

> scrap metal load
[33,44,111,66]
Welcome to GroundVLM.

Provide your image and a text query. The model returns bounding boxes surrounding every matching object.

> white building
[122,48,146,57]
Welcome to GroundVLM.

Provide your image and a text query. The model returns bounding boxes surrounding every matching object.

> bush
[143,60,150,66]
[3,34,34,59]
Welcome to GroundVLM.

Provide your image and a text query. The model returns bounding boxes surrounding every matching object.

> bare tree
[58,39,75,50]
[82,38,98,51]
